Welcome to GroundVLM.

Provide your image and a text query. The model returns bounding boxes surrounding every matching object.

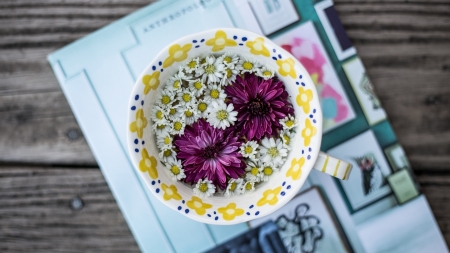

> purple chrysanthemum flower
[225,73,294,141]
[174,119,245,190]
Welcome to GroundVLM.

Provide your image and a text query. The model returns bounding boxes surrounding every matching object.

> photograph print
[249,187,351,253]
[327,130,393,212]
[272,21,355,133]
[314,0,356,61]
[343,57,387,126]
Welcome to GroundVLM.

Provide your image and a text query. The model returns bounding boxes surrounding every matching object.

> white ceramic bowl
[127,28,322,225]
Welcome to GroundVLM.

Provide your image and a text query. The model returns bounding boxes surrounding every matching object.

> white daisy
[166,159,186,181]
[176,89,196,106]
[181,106,200,125]
[188,78,206,96]
[245,161,263,182]
[166,68,190,92]
[242,180,255,194]
[259,137,288,166]
[196,99,209,118]
[159,147,177,163]
[151,105,167,125]
[257,67,275,80]
[221,65,239,86]
[219,52,239,66]
[239,141,259,160]
[184,57,200,74]
[193,179,216,198]
[261,163,279,182]
[237,57,260,74]
[224,178,243,197]
[280,130,294,150]
[206,100,237,130]
[204,84,226,102]
[166,104,180,121]
[170,118,186,135]
[280,115,298,130]
[153,122,170,136]
[156,129,173,150]
[157,89,175,108]
[196,55,224,84]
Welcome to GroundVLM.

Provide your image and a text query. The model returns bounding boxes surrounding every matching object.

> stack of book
[48,0,448,252]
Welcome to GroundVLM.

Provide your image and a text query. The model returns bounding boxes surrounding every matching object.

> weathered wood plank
[0,166,448,252]
[0,48,96,165]
[0,167,140,252]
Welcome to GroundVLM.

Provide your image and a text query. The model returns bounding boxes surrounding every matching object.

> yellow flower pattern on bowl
[218,203,244,221]
[205,30,237,52]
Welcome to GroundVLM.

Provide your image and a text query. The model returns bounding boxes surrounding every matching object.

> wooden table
[1,0,449,251]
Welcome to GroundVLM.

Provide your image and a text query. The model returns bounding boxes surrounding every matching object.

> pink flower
[225,73,294,141]
[174,119,245,190]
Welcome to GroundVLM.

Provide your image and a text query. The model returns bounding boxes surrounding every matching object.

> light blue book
[47,0,263,252]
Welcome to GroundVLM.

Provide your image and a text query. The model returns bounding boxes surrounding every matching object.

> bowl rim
[127,27,323,225]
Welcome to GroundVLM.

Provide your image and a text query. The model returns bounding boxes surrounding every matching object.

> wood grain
[0,167,140,252]
[0,0,449,251]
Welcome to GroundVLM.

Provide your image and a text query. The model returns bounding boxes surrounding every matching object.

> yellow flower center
[169,108,176,115]
[263,70,272,77]
[188,60,197,69]
[244,146,253,154]
[184,110,193,117]
[226,68,232,78]
[205,64,216,74]
[198,102,207,112]
[193,201,202,208]
[243,61,253,70]
[194,81,203,90]
[200,58,206,64]
[161,95,171,105]
[164,136,171,145]
[263,166,273,176]
[182,93,191,102]
[285,120,294,128]
[230,182,237,191]
[199,183,208,193]
[163,149,172,157]
[251,167,259,175]
[301,94,308,102]
[210,89,219,99]
[305,129,311,136]
[215,38,225,46]
[245,183,253,190]
[268,147,279,158]
[173,50,184,59]
[282,63,291,72]
[165,187,174,195]
[253,42,263,51]
[157,124,166,130]
[171,165,180,175]
[283,134,290,145]
[223,56,232,63]
[266,193,275,201]
[216,110,228,120]
[173,121,182,131]
[173,80,180,89]
[136,119,143,128]
[156,110,164,120]
[226,208,235,215]
[145,159,151,167]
